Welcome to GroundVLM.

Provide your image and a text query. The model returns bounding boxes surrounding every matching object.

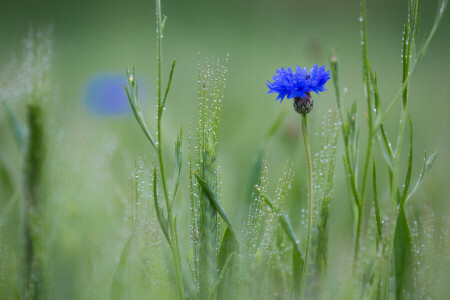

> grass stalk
[155,1,184,298]
[23,102,45,300]
[300,114,313,298]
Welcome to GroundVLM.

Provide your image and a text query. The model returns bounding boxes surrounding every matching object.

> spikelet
[190,54,228,298]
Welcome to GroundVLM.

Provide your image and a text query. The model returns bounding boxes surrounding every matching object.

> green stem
[300,114,313,298]
[23,102,45,300]
[353,206,362,264]
[155,1,184,299]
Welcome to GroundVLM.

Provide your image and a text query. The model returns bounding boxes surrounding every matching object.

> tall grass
[0,0,448,299]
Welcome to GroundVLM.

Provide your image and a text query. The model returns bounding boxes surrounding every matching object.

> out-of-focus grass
[0,0,449,298]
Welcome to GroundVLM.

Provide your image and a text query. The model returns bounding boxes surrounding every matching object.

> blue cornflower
[266,64,330,114]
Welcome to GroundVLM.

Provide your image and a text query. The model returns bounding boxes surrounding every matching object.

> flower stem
[300,114,313,298]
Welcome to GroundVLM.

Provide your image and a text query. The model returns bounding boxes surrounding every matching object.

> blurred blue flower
[85,74,149,115]
[266,64,330,102]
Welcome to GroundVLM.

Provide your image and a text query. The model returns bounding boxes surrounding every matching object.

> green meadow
[0,0,449,299]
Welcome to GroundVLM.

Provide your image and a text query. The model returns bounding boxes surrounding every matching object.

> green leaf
[161,58,177,111]
[153,167,169,242]
[0,157,16,197]
[124,66,156,149]
[161,15,167,33]
[211,251,234,300]
[172,126,182,201]
[376,125,394,170]
[405,151,438,204]
[124,85,156,149]
[111,234,132,300]
[193,171,238,241]
[394,209,413,299]
[292,243,304,296]
[372,159,382,242]
[400,116,413,206]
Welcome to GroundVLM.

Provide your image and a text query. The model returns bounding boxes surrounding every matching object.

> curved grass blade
[161,58,177,111]
[210,253,233,300]
[216,228,238,299]
[124,84,156,149]
[193,171,238,240]
[153,167,169,242]
[376,125,394,170]
[404,151,438,204]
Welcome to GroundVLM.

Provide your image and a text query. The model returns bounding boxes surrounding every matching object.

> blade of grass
[400,116,414,207]
[172,126,182,201]
[193,171,238,240]
[209,253,234,300]
[404,151,438,204]
[372,159,382,242]
[153,167,169,242]
[161,58,177,112]
[111,234,132,300]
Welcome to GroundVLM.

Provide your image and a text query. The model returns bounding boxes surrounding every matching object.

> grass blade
[405,151,438,204]
[400,116,414,207]
[172,126,182,201]
[161,58,177,111]
[153,167,169,242]
[124,84,156,149]
[210,252,234,300]
[372,159,382,242]
[111,234,132,300]
[193,171,238,240]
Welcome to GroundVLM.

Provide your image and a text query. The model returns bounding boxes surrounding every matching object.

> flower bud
[293,92,313,115]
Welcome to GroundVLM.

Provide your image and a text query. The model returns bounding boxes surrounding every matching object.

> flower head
[266,64,331,102]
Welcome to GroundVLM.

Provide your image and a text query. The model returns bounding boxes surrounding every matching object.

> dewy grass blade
[193,171,238,240]
[254,185,304,260]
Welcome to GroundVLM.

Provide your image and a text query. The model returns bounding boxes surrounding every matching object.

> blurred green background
[0,0,449,297]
